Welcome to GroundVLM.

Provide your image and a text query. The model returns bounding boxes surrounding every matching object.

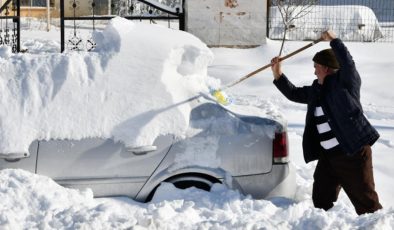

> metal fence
[0,0,21,52]
[268,0,394,42]
[60,0,185,52]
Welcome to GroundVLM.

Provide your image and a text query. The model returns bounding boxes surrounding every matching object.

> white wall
[185,0,267,47]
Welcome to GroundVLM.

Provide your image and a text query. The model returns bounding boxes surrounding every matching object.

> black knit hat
[313,49,340,69]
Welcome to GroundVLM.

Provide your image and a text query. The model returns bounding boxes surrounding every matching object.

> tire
[167,175,217,191]
[145,174,220,202]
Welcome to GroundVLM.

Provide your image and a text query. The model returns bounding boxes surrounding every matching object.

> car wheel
[167,174,219,191]
[145,173,220,202]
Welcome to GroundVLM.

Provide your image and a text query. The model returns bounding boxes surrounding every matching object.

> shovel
[211,37,324,105]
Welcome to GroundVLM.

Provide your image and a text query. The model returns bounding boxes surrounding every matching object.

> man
[270,30,382,215]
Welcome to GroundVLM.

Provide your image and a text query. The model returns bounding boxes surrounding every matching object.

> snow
[269,5,383,42]
[0,17,215,155]
[1,16,394,229]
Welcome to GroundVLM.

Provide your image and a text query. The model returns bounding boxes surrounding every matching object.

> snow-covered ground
[1,18,394,229]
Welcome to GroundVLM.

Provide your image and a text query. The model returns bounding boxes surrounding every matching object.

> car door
[36,135,173,197]
[0,141,39,173]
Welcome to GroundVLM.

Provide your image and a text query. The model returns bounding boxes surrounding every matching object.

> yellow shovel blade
[212,89,230,105]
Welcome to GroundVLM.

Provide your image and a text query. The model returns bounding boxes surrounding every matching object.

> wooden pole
[223,38,324,90]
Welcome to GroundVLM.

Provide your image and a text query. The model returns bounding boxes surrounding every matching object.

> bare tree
[271,0,319,56]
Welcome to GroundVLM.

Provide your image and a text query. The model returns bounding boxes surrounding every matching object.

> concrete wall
[185,0,267,47]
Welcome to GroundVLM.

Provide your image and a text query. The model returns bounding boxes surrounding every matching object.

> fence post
[60,0,64,52]
[16,0,20,52]
[266,0,270,39]
[46,0,50,31]
[179,0,185,31]
[179,13,185,31]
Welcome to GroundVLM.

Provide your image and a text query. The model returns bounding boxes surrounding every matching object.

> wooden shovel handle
[224,38,324,89]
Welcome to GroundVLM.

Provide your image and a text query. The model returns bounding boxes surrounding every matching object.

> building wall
[50,0,108,17]
[20,7,59,18]
[185,0,267,47]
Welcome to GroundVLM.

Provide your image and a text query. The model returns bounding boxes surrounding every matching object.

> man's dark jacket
[273,38,379,163]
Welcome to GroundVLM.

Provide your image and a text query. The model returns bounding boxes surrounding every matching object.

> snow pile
[0,46,12,59]
[0,17,216,155]
[269,5,383,41]
[0,169,96,229]
[1,169,393,229]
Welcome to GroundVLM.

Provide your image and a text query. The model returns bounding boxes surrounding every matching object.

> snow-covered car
[269,5,383,42]
[0,98,295,202]
[0,18,295,202]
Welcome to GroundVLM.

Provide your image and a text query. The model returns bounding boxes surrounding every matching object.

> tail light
[273,132,289,164]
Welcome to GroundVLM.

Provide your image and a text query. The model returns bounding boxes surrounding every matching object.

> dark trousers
[312,145,382,215]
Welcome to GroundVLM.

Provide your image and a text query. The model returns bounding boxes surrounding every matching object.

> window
[21,0,52,7]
